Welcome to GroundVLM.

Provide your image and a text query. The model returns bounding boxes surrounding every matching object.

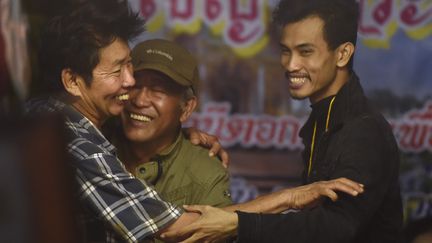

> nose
[122,63,135,87]
[281,54,301,72]
[131,87,151,108]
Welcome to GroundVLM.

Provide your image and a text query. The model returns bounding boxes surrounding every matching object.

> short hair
[273,0,359,69]
[39,0,145,92]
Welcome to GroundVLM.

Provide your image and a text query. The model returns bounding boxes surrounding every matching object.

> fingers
[219,150,229,168]
[183,205,205,214]
[189,128,216,148]
[208,142,230,168]
[161,223,198,240]
[182,127,230,168]
[164,206,236,243]
[190,137,201,145]
[160,205,208,241]
[336,177,364,192]
[180,235,219,243]
[183,127,229,162]
[335,178,364,195]
[322,188,338,202]
[208,139,221,157]
[331,182,358,196]
[184,127,201,145]
[179,234,202,243]
[322,178,364,198]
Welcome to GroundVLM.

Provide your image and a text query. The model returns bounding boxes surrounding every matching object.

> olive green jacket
[119,132,232,208]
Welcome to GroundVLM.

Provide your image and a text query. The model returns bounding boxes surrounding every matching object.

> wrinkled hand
[183,127,229,168]
[287,177,364,209]
[161,205,237,243]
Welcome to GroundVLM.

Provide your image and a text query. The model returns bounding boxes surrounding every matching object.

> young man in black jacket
[162,0,403,242]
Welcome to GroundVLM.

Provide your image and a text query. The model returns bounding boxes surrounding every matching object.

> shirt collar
[310,95,336,123]
[134,131,184,185]
[50,97,117,153]
[151,131,184,161]
[300,71,364,139]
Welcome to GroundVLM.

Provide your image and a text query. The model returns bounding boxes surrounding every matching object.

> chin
[110,107,124,117]
[289,84,314,100]
[126,132,152,143]
[289,92,308,100]
[132,137,152,143]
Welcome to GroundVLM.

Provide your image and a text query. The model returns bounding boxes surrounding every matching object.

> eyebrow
[296,43,314,49]
[279,42,315,49]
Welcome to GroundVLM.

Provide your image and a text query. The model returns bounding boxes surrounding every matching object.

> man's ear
[180,96,197,123]
[336,42,355,68]
[61,68,82,97]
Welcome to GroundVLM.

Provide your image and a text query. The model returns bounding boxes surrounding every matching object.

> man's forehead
[280,18,326,46]
[283,16,324,34]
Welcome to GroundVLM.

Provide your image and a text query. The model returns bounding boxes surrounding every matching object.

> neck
[71,101,105,129]
[310,69,350,104]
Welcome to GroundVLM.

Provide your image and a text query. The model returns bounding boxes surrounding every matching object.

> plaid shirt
[26,97,182,242]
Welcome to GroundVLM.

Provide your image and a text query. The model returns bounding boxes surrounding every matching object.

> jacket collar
[151,131,184,162]
[299,71,367,140]
[116,129,184,166]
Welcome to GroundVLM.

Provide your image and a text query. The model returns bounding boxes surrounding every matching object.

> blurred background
[1,0,431,242]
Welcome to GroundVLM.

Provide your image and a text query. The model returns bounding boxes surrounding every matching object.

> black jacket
[237,72,403,243]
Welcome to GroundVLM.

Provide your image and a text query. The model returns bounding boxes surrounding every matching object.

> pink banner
[186,101,432,153]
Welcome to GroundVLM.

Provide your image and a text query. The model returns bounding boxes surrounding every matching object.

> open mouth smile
[116,93,129,101]
[129,112,152,122]
[290,77,307,86]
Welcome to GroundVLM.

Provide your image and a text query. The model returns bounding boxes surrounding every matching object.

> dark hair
[39,0,145,92]
[273,0,359,69]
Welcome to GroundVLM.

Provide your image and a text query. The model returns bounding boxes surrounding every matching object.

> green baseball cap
[131,39,199,95]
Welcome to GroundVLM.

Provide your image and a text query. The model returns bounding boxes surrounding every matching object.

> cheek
[280,55,289,67]
[156,97,179,111]
[304,58,321,74]
[319,59,337,79]
[92,82,118,98]
[104,77,123,91]
[161,101,184,123]
[306,57,330,81]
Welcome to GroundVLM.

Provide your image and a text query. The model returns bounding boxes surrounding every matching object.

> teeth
[117,94,129,101]
[290,77,306,85]
[130,113,152,122]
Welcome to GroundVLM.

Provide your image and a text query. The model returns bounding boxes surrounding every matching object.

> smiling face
[71,38,134,126]
[121,69,196,148]
[280,15,349,104]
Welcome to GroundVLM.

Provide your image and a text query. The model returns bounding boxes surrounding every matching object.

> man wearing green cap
[110,39,232,209]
